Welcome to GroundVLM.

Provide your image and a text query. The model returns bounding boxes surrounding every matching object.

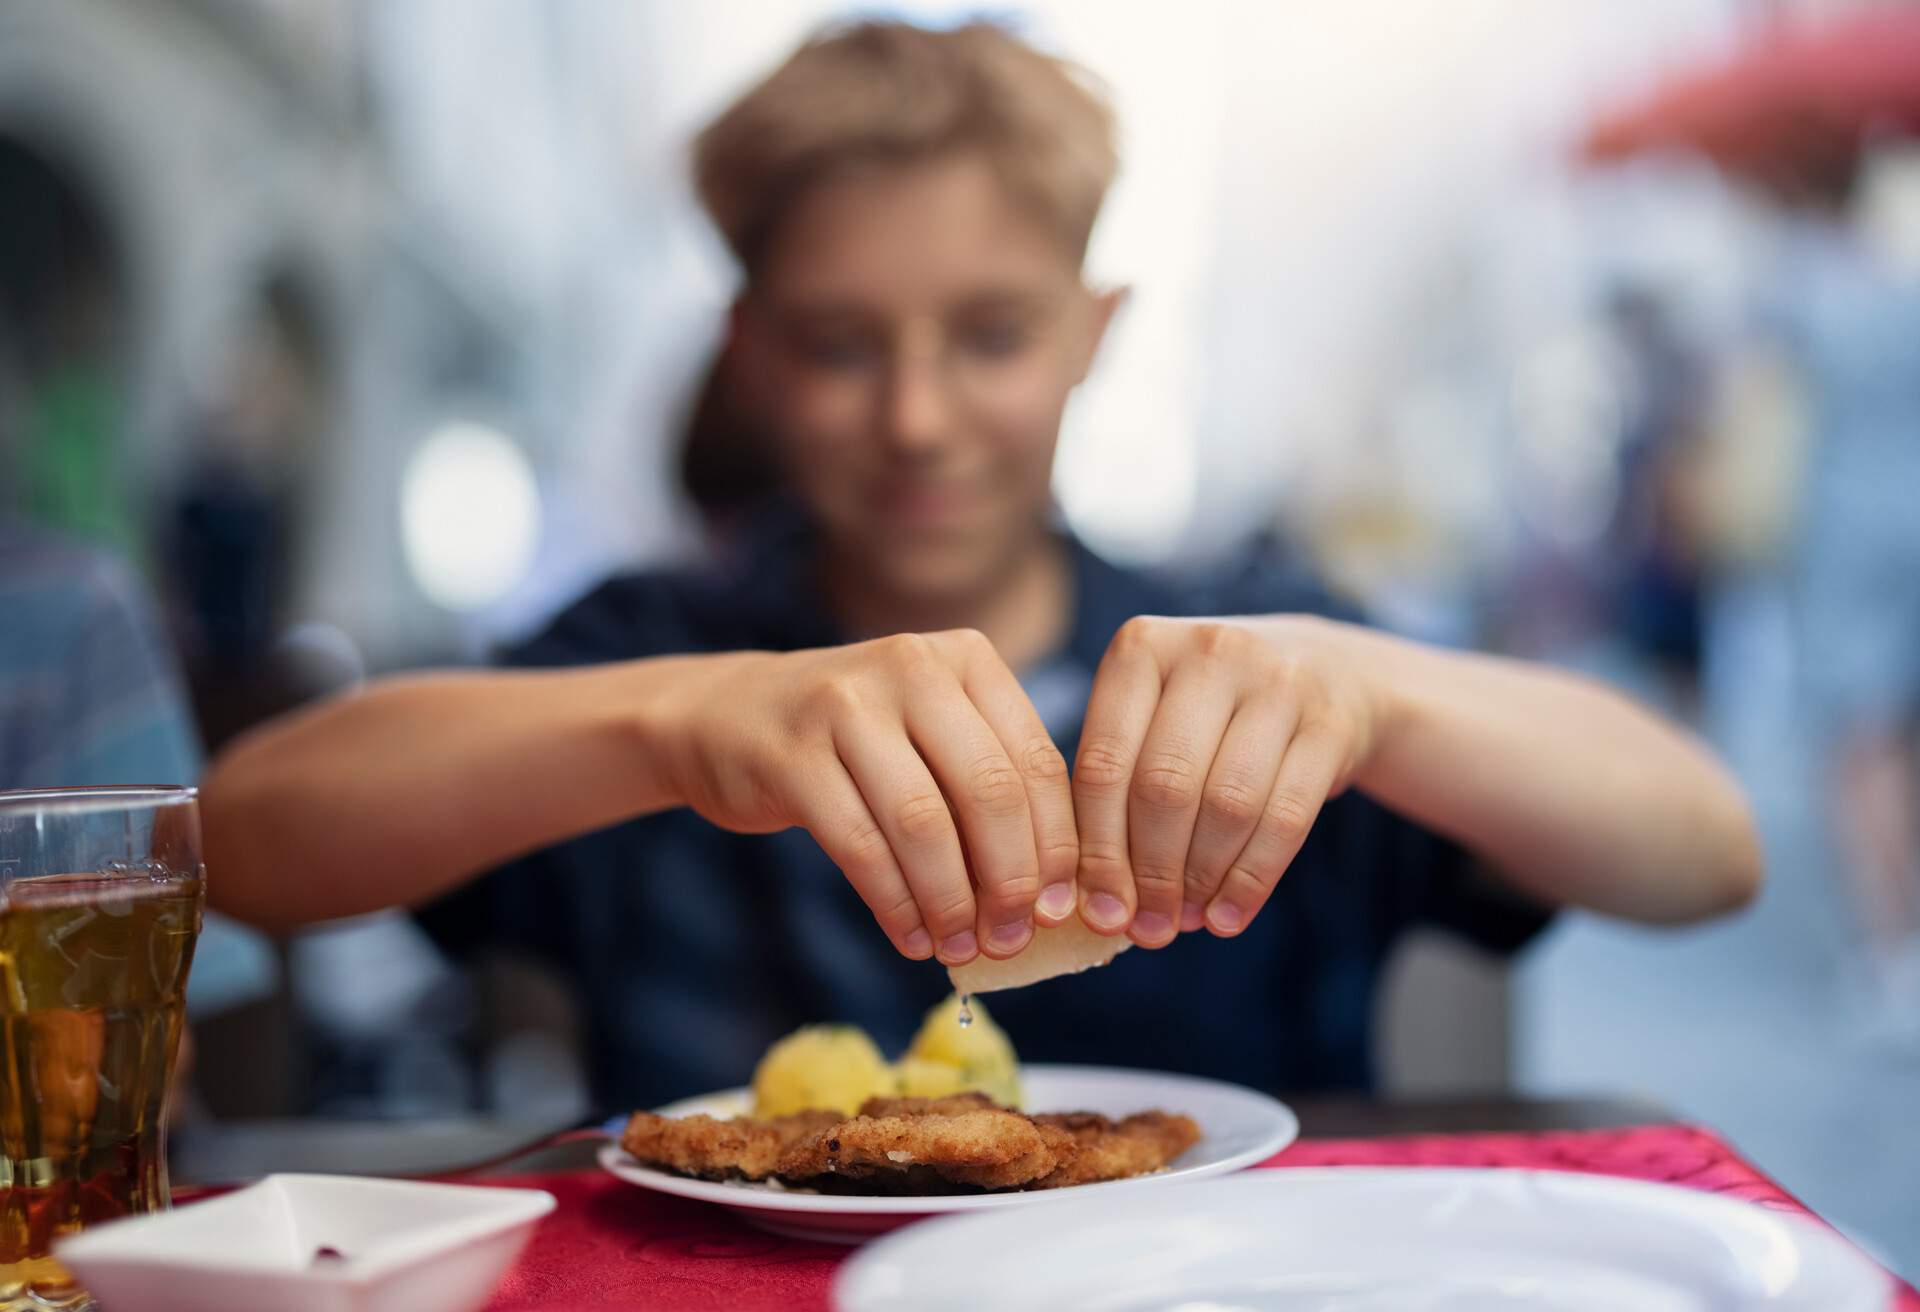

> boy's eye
[792,333,878,369]
[957,321,1032,359]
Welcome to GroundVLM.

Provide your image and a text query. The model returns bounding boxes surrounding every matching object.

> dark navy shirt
[419,522,1550,1113]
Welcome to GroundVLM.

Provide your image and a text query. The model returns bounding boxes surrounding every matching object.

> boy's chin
[863,539,1025,610]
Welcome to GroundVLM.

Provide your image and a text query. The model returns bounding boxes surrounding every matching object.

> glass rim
[0,785,199,817]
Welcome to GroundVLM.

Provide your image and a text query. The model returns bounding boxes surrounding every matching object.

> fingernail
[1131,911,1173,944]
[938,930,978,963]
[1180,901,1206,933]
[904,928,933,958]
[988,920,1033,954]
[1206,902,1244,935]
[1085,892,1129,932]
[1037,883,1076,921]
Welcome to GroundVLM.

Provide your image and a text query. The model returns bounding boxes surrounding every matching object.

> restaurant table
[173,1097,1920,1310]
[173,1094,1680,1180]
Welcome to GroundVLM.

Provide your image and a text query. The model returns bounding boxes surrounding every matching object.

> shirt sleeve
[408,600,586,968]
[412,574,690,968]
[411,840,566,968]
[1358,797,1554,956]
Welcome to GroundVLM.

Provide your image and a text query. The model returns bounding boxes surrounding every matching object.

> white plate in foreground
[835,1168,1893,1312]
[599,1063,1297,1243]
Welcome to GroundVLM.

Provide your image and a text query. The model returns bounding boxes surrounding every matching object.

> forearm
[1334,624,1762,923]
[201,660,705,931]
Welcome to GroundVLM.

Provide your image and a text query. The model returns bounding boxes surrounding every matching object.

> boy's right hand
[652,631,1079,966]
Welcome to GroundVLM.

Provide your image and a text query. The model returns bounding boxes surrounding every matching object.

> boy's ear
[1074,285,1130,383]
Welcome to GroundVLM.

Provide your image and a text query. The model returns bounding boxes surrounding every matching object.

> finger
[792,758,932,960]
[833,716,978,963]
[1207,723,1343,936]
[901,679,1041,960]
[1072,624,1162,935]
[1125,666,1238,947]
[950,639,1079,930]
[1181,694,1296,929]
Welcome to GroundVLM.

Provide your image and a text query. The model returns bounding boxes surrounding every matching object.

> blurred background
[3,0,1917,1281]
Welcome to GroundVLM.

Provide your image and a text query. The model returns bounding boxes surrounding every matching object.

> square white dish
[55,1174,555,1312]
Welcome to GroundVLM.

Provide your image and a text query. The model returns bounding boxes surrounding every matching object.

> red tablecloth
[471,1124,1918,1311]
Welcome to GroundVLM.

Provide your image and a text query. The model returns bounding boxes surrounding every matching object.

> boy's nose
[882,322,953,451]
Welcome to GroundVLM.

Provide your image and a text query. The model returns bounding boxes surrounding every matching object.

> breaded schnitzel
[618,1092,1199,1194]
[1029,1110,1202,1189]
[777,1107,1077,1189]
[619,1108,840,1181]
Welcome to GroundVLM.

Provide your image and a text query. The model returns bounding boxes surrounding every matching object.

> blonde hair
[694,20,1117,274]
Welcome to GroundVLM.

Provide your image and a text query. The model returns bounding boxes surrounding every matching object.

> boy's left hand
[1070,615,1389,946]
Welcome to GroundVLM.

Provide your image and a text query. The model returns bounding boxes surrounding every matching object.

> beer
[0,871,201,1309]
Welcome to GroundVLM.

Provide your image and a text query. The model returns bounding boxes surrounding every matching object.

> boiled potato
[905,994,1021,1106]
[892,1055,974,1099]
[750,1024,893,1116]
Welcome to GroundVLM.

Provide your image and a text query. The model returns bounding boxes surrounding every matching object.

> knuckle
[1182,862,1224,895]
[1018,737,1070,783]
[841,818,893,867]
[1131,861,1185,894]
[1262,790,1317,844]
[895,792,956,844]
[804,674,864,722]
[1074,736,1136,791]
[1199,778,1263,827]
[872,886,922,929]
[1039,831,1081,875]
[1131,756,1202,812]
[1223,861,1275,897]
[922,887,976,927]
[1276,658,1330,708]
[1306,706,1351,744]
[943,627,992,656]
[981,871,1042,909]
[1076,837,1129,875]
[1190,621,1240,659]
[966,759,1026,813]
[1267,651,1308,690]
[1111,615,1159,653]
[880,631,938,673]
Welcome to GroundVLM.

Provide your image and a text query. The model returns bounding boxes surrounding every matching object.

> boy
[203,21,1759,1110]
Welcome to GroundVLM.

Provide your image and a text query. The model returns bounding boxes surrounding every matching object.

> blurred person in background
[0,179,284,1112]
[1603,284,1713,714]
[1758,125,1920,1041]
[0,522,201,791]
[0,517,279,1082]
[202,20,1760,1114]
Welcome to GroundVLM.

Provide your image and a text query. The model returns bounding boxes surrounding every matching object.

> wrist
[602,654,712,814]
[618,650,782,815]
[1302,617,1418,793]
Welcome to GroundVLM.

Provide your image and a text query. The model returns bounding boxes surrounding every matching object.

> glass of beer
[0,787,204,1311]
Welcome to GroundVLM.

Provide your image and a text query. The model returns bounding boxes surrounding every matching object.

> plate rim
[835,1166,1894,1309]
[598,1062,1300,1216]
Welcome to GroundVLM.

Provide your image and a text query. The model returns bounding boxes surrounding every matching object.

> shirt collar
[727,504,1169,672]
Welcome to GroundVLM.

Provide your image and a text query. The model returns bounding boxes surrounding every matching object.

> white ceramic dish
[599,1063,1298,1243]
[55,1174,555,1312]
[835,1167,1894,1311]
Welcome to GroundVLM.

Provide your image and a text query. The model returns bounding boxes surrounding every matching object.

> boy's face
[739,151,1118,606]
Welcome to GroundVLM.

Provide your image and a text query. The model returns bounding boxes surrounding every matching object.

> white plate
[599,1063,1298,1243]
[835,1168,1894,1311]
[54,1174,555,1312]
